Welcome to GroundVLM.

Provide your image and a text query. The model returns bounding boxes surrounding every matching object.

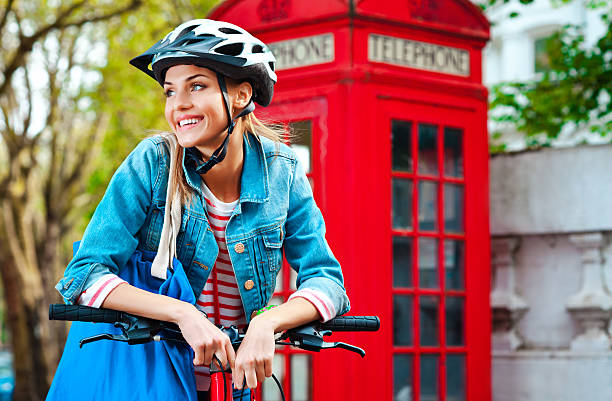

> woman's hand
[175,303,236,370]
[233,316,276,389]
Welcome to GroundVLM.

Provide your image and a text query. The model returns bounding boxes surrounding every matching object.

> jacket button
[244,280,255,290]
[234,243,245,253]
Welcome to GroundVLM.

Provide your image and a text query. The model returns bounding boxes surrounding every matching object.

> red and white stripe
[77,274,125,308]
[194,185,244,391]
[288,287,336,322]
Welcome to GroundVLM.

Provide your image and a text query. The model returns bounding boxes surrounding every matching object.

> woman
[54,19,349,399]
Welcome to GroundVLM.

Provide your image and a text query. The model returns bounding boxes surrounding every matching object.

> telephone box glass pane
[444,127,463,178]
[418,181,438,231]
[444,184,464,233]
[290,354,311,401]
[446,297,465,347]
[418,124,438,176]
[394,355,413,401]
[445,240,465,290]
[393,295,413,345]
[420,296,439,346]
[392,120,413,172]
[420,354,440,401]
[446,354,466,401]
[290,120,312,173]
[393,179,413,230]
[419,237,438,288]
[262,354,285,401]
[393,236,413,288]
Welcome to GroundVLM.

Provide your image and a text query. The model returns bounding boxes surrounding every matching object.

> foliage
[0,1,218,399]
[480,0,611,152]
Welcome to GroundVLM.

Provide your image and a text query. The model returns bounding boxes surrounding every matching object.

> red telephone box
[210,1,490,400]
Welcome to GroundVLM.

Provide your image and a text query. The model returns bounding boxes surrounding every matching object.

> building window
[534,33,559,74]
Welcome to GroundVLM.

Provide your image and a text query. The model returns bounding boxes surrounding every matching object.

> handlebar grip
[319,316,380,332]
[49,304,123,324]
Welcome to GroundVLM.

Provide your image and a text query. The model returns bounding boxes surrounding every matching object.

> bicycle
[49,304,380,401]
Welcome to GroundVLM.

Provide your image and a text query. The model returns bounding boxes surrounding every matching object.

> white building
[483,1,612,400]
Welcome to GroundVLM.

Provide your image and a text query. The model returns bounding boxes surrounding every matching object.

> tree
[0,1,219,399]
[482,0,611,152]
[0,2,145,400]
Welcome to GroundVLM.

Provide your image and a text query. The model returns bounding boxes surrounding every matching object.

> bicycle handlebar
[50,304,380,332]
[50,304,125,324]
[49,304,379,356]
[318,315,379,332]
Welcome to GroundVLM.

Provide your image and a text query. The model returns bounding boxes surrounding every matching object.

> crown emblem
[408,0,440,21]
[258,0,291,22]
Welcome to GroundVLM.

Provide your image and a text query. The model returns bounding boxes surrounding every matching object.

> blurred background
[0,0,610,400]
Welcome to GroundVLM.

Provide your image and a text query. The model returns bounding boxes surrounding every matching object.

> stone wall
[490,144,612,401]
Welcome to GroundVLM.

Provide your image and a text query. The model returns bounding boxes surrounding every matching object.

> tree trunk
[40,219,66,366]
[0,259,42,400]
[0,215,65,401]
[0,259,63,401]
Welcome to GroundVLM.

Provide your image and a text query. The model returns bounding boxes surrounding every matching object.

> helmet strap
[191,73,255,175]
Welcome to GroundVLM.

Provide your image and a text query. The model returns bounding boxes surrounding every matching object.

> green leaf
[489,11,612,152]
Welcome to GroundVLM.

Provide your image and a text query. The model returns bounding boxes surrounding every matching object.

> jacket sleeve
[282,156,350,317]
[55,138,164,304]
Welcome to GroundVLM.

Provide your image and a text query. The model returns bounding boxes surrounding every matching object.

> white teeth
[178,118,200,127]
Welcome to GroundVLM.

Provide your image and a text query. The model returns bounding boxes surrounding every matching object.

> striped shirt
[194,185,242,391]
[77,274,126,308]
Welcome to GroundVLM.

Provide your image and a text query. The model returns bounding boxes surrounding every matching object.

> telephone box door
[377,97,490,401]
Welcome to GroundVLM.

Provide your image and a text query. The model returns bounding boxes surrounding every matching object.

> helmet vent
[176,24,199,40]
[269,62,275,72]
[252,44,264,53]
[219,27,242,34]
[215,43,244,56]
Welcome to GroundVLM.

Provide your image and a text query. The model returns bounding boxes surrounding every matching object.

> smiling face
[163,65,230,153]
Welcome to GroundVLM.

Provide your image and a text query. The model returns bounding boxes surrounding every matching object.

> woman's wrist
[250,312,282,333]
[102,284,201,326]
[250,298,319,333]
[170,299,200,325]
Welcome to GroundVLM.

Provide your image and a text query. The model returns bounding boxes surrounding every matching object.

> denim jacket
[56,133,350,323]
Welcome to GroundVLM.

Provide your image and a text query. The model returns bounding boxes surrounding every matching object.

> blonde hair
[167,112,286,204]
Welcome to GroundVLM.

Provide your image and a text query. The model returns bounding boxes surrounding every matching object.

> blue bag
[46,246,198,401]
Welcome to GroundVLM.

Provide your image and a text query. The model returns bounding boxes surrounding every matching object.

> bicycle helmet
[130,19,277,174]
[130,19,277,107]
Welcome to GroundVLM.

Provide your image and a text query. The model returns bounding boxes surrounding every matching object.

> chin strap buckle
[190,74,256,175]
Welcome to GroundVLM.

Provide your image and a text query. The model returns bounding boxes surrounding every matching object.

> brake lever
[281,322,367,357]
[321,341,366,357]
[79,314,165,348]
[80,333,121,348]
[79,327,158,348]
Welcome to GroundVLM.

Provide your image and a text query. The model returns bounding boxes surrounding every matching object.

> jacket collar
[181,132,269,205]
